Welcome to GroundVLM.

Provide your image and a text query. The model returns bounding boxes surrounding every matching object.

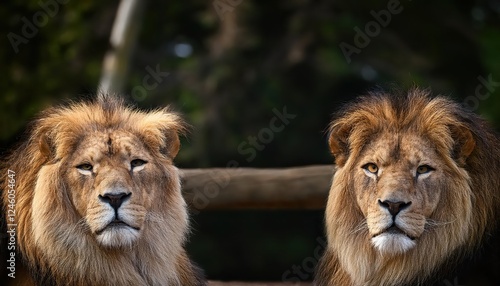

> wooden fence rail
[180,165,334,210]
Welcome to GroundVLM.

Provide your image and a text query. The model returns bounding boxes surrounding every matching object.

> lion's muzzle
[369,199,420,255]
[98,192,131,212]
[378,199,412,217]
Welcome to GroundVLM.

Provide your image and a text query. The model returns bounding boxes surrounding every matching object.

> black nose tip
[378,200,412,217]
[99,192,131,211]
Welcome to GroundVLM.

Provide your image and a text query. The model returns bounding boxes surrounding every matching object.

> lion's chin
[371,232,416,255]
[95,224,141,248]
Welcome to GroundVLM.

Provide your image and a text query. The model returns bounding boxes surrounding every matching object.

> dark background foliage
[1,0,499,282]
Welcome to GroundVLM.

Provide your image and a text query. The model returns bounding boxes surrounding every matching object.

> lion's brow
[389,136,401,160]
[107,136,113,155]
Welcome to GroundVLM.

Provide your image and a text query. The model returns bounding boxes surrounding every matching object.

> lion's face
[3,95,202,285]
[353,132,444,255]
[326,93,478,263]
[64,130,169,248]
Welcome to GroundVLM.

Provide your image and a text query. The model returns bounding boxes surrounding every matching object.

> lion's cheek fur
[30,164,100,275]
[325,169,378,283]
[31,164,79,257]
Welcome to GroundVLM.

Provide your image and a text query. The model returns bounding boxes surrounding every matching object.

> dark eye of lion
[76,163,93,171]
[131,159,147,168]
[417,165,434,175]
[362,163,379,174]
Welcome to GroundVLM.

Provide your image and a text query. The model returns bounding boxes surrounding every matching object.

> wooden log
[180,165,334,210]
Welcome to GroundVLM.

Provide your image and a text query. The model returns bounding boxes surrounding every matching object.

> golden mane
[315,89,500,285]
[1,94,205,285]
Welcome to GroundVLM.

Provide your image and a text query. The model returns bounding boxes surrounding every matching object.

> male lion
[315,89,500,285]
[0,94,206,285]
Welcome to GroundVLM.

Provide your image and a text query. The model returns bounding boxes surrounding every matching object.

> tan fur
[315,89,500,285]
[1,94,205,285]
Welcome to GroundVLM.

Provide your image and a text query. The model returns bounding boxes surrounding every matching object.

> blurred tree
[0,1,117,146]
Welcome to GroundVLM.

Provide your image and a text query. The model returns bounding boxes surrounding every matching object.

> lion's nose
[378,200,411,217]
[99,192,131,211]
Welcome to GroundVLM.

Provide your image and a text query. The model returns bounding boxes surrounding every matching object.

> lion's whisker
[424,219,456,229]
[351,220,368,235]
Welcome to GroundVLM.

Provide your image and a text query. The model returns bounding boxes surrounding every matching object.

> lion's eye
[131,159,147,168]
[362,163,379,174]
[76,163,93,171]
[416,165,434,175]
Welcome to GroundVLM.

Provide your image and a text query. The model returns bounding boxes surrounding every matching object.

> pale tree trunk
[99,0,146,94]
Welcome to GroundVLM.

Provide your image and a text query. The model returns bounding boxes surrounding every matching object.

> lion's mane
[315,89,500,285]
[1,94,205,285]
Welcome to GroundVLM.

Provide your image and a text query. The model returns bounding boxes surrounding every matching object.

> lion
[0,94,206,285]
[315,88,500,285]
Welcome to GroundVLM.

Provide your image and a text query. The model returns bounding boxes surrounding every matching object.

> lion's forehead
[108,131,144,154]
[73,130,148,161]
[365,132,438,167]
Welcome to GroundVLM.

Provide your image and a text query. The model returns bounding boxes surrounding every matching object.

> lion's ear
[160,129,181,159]
[39,134,53,158]
[450,124,475,166]
[137,110,187,159]
[328,122,351,167]
[35,121,58,160]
